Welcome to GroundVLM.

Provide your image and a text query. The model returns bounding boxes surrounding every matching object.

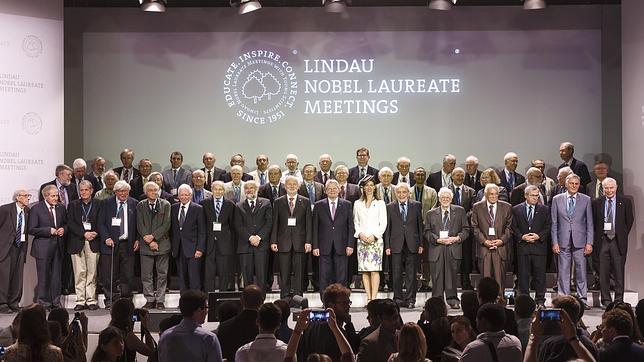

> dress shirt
[398,173,410,184]
[179,202,190,222]
[120,167,134,182]
[15,204,26,235]
[504,169,515,187]
[193,188,205,203]
[328,198,338,216]
[234,333,288,362]
[459,331,522,362]
[605,197,616,224]
[441,170,452,188]
[45,202,57,227]
[158,318,223,362]
[281,169,303,184]
[486,201,497,221]
[117,200,128,240]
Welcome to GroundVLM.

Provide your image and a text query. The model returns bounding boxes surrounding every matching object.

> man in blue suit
[97,180,139,308]
[551,173,594,308]
[171,184,206,293]
[312,179,355,296]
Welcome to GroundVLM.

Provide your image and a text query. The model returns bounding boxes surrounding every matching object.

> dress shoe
[104,303,111,310]
[406,302,415,309]
[143,302,155,309]
[583,303,592,310]
[73,304,86,311]
[9,306,21,313]
[589,282,600,291]
[156,302,165,310]
[88,304,99,311]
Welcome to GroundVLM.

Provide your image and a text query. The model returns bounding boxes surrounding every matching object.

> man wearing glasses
[0,190,31,313]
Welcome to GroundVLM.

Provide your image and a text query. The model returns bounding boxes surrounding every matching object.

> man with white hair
[223,165,246,203]
[497,152,525,193]
[314,153,334,184]
[464,155,483,192]
[72,158,101,196]
[509,167,546,206]
[376,167,397,204]
[281,154,303,184]
[335,165,360,203]
[221,153,253,183]
[94,170,119,201]
[592,177,633,308]
[39,164,77,207]
[90,156,106,191]
[392,157,414,186]
[553,166,586,196]
[426,154,457,193]
[97,180,139,308]
[558,141,591,188]
[191,169,213,203]
[0,190,31,313]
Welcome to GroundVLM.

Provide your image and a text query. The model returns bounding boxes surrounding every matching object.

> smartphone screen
[309,310,330,322]
[540,309,561,321]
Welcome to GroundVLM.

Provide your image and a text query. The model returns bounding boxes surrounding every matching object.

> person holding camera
[48,308,88,362]
[91,327,124,362]
[108,298,156,361]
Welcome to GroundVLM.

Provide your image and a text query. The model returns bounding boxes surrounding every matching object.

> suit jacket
[270,195,312,253]
[376,184,397,204]
[234,198,272,253]
[553,183,587,198]
[471,200,513,260]
[509,182,547,206]
[384,199,424,254]
[66,198,101,254]
[138,190,175,204]
[191,188,212,204]
[170,202,206,258]
[113,166,140,183]
[497,170,526,193]
[201,167,227,190]
[586,178,623,201]
[339,183,360,204]
[356,326,396,362]
[298,181,325,205]
[136,198,171,256]
[28,201,67,258]
[89,172,105,192]
[409,184,438,220]
[71,174,101,197]
[223,181,246,203]
[0,202,29,261]
[511,202,551,256]
[216,309,259,362]
[97,196,138,255]
[592,195,633,256]
[312,198,355,255]
[38,180,79,204]
[129,175,151,199]
[161,167,192,193]
[424,205,470,261]
[599,337,644,361]
[475,186,510,203]
[247,169,268,186]
[220,171,253,183]
[425,171,447,193]
[464,170,482,192]
[258,183,286,204]
[201,197,236,256]
[450,184,476,213]
[392,172,415,186]
[559,158,592,189]
[348,165,380,185]
[550,192,594,249]
[314,170,334,184]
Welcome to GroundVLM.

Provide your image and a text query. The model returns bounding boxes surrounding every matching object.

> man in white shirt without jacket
[235,302,287,362]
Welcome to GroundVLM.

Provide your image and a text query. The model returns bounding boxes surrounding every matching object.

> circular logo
[22,35,43,58]
[22,112,42,135]
[223,50,298,125]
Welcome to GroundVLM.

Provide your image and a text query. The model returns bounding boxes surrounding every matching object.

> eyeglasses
[18,194,31,198]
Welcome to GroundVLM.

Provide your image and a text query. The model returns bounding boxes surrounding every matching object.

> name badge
[439,231,449,239]
[111,218,121,226]
[171,188,177,195]
[488,227,496,236]
[213,222,222,231]
[83,222,92,231]
[604,222,612,231]
[20,234,26,242]
[288,218,297,227]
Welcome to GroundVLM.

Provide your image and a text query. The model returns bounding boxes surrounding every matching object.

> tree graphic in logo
[242,69,282,104]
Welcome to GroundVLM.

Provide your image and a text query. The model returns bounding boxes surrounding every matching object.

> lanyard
[81,202,93,222]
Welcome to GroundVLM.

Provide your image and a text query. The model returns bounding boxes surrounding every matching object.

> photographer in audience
[48,307,88,362]
[91,327,124,362]
[108,298,156,361]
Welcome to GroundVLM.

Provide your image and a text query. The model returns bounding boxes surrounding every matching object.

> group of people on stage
[0,141,633,312]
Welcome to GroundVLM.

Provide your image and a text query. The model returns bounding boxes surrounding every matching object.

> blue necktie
[15,210,23,246]
[527,205,533,225]
[118,202,125,236]
[567,196,575,218]
[454,187,461,205]
[442,210,449,231]
[508,172,515,190]
[259,173,266,186]
[383,188,390,204]
[234,186,240,203]
[400,203,407,222]
[215,199,221,220]
[307,183,315,203]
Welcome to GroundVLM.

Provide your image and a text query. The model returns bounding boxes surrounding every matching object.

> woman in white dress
[353,175,388,302]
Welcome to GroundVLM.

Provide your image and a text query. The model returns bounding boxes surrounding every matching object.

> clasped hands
[484,239,503,249]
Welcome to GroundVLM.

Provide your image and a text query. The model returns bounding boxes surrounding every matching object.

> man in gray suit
[223,165,246,203]
[376,167,396,204]
[161,151,192,196]
[425,188,470,308]
[136,181,171,309]
[551,173,594,308]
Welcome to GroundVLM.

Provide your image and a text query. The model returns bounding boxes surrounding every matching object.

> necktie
[401,176,407,183]
[383,188,390,204]
[606,199,615,239]
[149,201,155,214]
[360,167,365,179]
[49,206,56,228]
[307,183,315,203]
[97,175,102,186]
[528,205,534,225]
[401,203,407,222]
[340,185,345,199]
[259,173,266,186]
[123,168,129,181]
[289,197,295,215]
[331,201,336,220]
[454,187,461,205]
[249,200,255,212]
[415,186,422,201]
[193,190,202,203]
[234,186,240,203]
[323,173,328,184]
[173,169,178,184]
[272,186,278,199]
[598,182,604,198]
[442,210,449,230]
[215,199,221,219]
[118,201,125,236]
[567,196,575,218]
[76,178,82,195]
[59,185,66,206]
[179,205,186,228]
[488,204,495,225]
[207,171,212,188]
[508,172,515,190]
[15,210,23,246]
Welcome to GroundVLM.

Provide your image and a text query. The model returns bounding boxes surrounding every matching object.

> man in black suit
[599,309,644,360]
[426,154,456,193]
[202,181,237,292]
[235,182,272,293]
[216,285,263,361]
[129,158,153,199]
[299,164,325,292]
[511,185,551,308]
[89,156,106,192]
[28,185,67,309]
[335,165,360,203]
[384,184,424,308]
[258,165,286,204]
[271,176,312,299]
[559,141,592,188]
[39,164,77,208]
[312,180,355,295]
[201,152,227,191]
[220,153,253,183]
[392,156,415,186]
[314,153,335,185]
[171,184,206,292]
[67,180,101,311]
[113,148,140,183]
[450,167,477,289]
[72,158,101,198]
[509,167,546,206]
[97,180,139,308]
[0,190,30,313]
[348,147,380,185]
[464,155,483,192]
[497,152,525,193]
[593,178,634,307]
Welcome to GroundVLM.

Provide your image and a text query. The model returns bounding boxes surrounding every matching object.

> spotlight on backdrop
[139,0,166,12]
[523,0,547,10]
[239,0,262,14]
[323,0,348,13]
[428,0,456,11]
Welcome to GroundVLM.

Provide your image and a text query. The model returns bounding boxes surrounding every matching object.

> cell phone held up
[132,308,143,322]
[539,309,562,322]
[309,310,330,322]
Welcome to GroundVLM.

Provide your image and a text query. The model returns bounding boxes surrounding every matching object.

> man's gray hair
[178,184,193,195]
[72,158,87,170]
[438,187,454,198]
[484,183,500,194]
[79,180,93,190]
[524,184,540,196]
[378,167,393,177]
[113,180,131,192]
[12,189,28,201]
[144,181,159,193]
[41,184,57,198]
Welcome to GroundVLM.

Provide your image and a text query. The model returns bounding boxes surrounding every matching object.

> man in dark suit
[299,164,325,204]
[39,164,77,207]
[348,147,380,185]
[161,151,192,196]
[258,165,286,204]
[312,180,355,295]
[559,141,592,188]
[511,185,551,308]
[356,299,400,362]
[113,148,140,183]
[220,153,253,183]
[216,285,263,361]
[392,156,415,186]
[202,180,237,292]
[471,184,513,296]
[235,182,272,293]
[509,169,547,207]
[314,153,335,185]
[171,184,206,293]
[201,152,227,191]
[497,152,525,193]
[425,188,470,309]
[599,309,644,360]
[28,184,67,309]
[89,156,106,192]
[97,180,139,308]
[129,158,153,199]
[72,158,101,198]
[450,167,477,288]
[143,172,175,203]
[67,180,101,311]
[335,165,360,203]
[384,185,424,308]
[592,178,633,307]
[271,176,312,299]
[464,155,483,192]
[426,154,456,193]
[0,190,30,313]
